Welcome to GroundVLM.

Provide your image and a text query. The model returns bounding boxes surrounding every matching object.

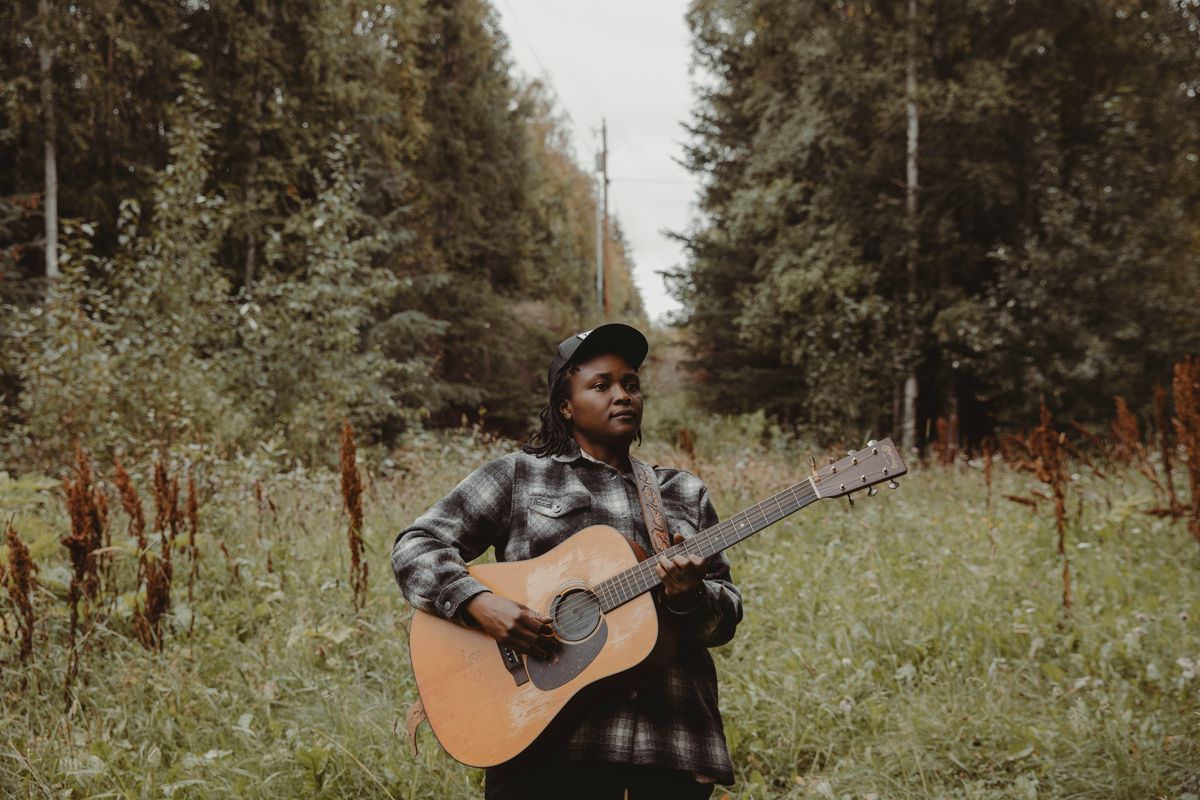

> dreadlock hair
[523,363,642,458]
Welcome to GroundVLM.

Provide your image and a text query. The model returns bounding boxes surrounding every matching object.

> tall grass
[0,429,1197,798]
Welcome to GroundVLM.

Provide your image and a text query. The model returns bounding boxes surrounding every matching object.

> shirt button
[442,601,451,610]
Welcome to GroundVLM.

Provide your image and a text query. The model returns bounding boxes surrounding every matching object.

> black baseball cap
[547,323,649,390]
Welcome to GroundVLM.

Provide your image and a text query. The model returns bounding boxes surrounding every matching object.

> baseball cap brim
[547,323,649,389]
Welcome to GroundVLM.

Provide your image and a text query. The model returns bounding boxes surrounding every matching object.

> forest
[2,1,1199,798]
[1,0,644,470]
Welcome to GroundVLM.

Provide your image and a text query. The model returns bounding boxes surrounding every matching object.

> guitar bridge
[497,642,530,686]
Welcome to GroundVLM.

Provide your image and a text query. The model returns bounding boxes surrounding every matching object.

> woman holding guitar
[391,323,742,799]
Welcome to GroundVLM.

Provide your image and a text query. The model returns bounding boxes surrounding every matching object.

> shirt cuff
[434,575,491,622]
[663,582,710,617]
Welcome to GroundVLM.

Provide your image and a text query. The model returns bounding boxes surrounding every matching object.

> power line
[535,0,604,122]
[609,177,696,185]
[500,0,551,78]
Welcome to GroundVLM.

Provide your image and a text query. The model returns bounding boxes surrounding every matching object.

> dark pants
[484,759,715,800]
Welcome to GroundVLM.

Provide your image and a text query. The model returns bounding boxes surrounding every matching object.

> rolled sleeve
[391,456,514,622]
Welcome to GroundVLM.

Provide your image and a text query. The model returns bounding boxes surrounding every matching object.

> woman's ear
[559,398,572,421]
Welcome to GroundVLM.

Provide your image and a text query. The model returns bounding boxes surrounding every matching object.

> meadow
[1,422,1198,799]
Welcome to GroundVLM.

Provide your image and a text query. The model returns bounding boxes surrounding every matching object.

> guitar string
[556,483,814,625]
[550,480,823,627]
[551,464,894,627]
[552,484,816,628]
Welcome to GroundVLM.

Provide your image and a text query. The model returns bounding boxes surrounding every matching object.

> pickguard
[524,620,609,690]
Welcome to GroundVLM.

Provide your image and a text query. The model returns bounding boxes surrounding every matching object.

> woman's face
[560,352,643,448]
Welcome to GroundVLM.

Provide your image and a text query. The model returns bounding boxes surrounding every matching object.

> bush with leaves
[1,73,423,468]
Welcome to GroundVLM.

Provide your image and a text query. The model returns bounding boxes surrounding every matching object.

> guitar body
[409,524,661,768]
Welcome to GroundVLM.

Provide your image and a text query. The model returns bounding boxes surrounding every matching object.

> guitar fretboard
[593,479,820,612]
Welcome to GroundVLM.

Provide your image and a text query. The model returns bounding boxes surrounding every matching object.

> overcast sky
[492,0,699,323]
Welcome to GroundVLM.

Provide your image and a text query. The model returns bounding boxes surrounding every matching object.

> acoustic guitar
[409,438,908,767]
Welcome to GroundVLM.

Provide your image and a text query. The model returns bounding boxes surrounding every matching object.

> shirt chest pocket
[526,492,592,552]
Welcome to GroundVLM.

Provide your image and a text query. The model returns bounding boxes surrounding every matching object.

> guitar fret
[597,481,822,613]
[772,494,786,520]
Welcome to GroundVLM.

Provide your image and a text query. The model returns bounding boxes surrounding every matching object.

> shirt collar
[551,440,583,463]
[553,440,637,478]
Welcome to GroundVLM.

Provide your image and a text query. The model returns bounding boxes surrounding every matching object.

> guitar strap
[629,457,673,554]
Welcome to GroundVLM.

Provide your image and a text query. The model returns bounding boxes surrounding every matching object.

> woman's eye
[593,382,608,391]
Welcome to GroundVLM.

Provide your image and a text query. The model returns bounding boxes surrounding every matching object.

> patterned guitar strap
[406,456,676,758]
[629,457,674,555]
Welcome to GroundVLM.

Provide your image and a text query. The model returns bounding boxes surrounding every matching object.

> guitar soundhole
[550,589,601,642]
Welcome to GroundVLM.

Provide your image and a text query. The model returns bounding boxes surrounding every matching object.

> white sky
[492,0,699,323]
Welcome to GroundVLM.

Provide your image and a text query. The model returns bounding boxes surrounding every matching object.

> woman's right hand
[464,592,554,660]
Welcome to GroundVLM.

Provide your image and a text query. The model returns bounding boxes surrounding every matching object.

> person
[391,323,742,799]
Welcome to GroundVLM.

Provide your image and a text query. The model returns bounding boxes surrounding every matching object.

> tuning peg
[867,485,878,497]
[846,494,854,508]
[809,456,818,479]
[847,448,857,455]
[867,439,877,447]
[888,479,899,490]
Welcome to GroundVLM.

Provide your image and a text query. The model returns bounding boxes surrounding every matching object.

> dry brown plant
[1112,394,1177,508]
[113,457,147,583]
[0,558,7,640]
[153,454,181,559]
[186,472,201,610]
[981,437,998,553]
[61,446,106,699]
[5,520,37,661]
[115,456,154,646]
[1110,396,1143,464]
[134,553,172,651]
[62,447,104,604]
[1153,386,1179,513]
[981,436,995,503]
[932,415,959,465]
[341,419,368,612]
[1172,357,1200,546]
[131,453,180,651]
[93,483,112,596]
[1003,402,1072,609]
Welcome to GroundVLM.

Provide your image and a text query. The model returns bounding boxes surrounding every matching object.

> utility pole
[594,119,609,317]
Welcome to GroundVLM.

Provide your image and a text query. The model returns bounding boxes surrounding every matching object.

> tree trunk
[39,0,59,279]
[900,0,920,453]
[243,107,260,291]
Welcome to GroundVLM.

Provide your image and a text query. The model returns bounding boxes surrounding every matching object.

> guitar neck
[594,479,820,612]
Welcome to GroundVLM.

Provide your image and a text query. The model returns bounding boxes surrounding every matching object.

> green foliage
[676,0,1200,443]
[0,0,648,468]
[3,70,235,464]
[1,433,1197,797]
[2,75,417,467]
[229,132,407,464]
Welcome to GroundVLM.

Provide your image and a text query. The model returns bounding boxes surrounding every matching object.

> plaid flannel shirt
[391,440,742,784]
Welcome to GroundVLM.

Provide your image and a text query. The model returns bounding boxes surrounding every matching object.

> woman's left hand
[655,532,706,606]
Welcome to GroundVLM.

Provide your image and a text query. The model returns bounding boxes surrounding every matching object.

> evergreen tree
[677,0,1200,444]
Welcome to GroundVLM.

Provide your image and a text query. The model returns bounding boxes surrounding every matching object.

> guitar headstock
[811,437,908,499]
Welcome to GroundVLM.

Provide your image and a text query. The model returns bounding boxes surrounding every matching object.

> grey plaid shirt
[391,441,741,784]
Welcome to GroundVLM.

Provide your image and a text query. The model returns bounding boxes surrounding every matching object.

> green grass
[1,433,1198,799]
